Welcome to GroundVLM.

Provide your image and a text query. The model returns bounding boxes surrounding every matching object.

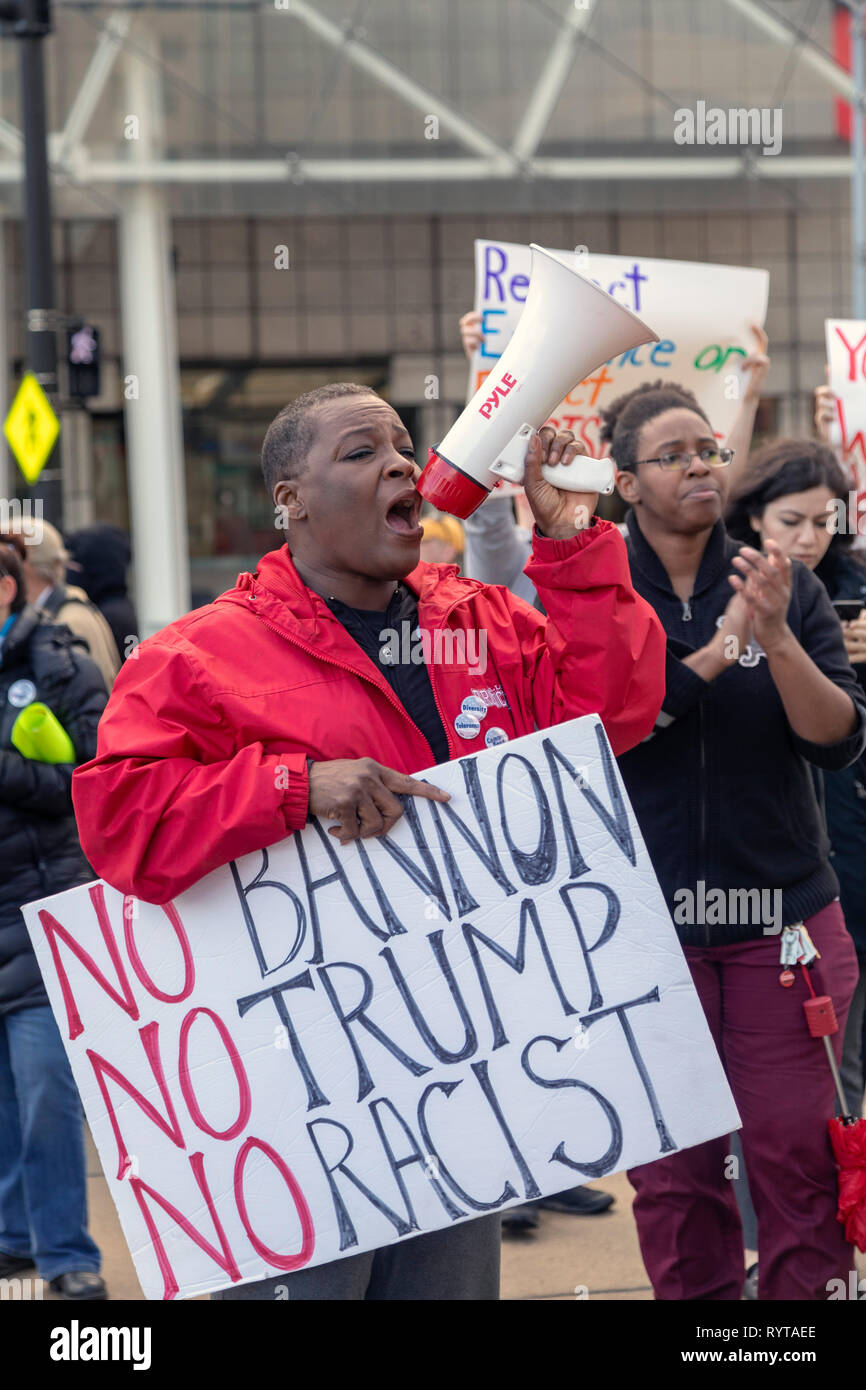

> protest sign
[471,239,769,457]
[825,318,866,535]
[23,715,739,1300]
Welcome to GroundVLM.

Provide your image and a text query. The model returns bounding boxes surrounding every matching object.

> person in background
[0,541,109,1300]
[456,310,772,1235]
[727,440,866,1121]
[419,513,465,567]
[65,524,139,665]
[2,524,120,689]
[603,381,864,1300]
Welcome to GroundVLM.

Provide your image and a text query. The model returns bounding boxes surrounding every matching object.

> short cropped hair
[261,383,377,496]
[599,380,713,470]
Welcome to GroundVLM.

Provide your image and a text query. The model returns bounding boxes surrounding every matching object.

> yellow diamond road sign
[4,372,60,485]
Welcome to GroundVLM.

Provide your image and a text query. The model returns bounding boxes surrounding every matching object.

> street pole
[852,1,866,316]
[0,0,61,525]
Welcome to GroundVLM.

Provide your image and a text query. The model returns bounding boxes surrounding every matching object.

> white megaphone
[418,244,659,518]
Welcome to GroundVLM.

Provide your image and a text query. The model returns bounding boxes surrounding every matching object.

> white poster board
[471,239,769,456]
[825,318,866,537]
[24,716,739,1300]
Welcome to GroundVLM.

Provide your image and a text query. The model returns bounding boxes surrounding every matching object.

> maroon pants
[629,901,859,1301]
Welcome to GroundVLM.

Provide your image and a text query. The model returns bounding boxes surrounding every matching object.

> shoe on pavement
[501,1203,540,1234]
[0,1251,35,1278]
[538,1186,615,1215]
[49,1272,108,1300]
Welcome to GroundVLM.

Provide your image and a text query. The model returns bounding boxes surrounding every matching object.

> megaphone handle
[490,425,616,495]
[542,457,616,496]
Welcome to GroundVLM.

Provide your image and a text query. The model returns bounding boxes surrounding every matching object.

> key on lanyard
[779,922,820,968]
[780,925,801,966]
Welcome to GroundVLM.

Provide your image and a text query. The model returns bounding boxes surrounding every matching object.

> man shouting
[74,383,664,1301]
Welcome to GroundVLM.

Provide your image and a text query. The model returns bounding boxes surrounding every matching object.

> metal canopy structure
[0,0,859,207]
[0,0,862,638]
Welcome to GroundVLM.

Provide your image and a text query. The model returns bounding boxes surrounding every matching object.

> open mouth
[384,494,423,538]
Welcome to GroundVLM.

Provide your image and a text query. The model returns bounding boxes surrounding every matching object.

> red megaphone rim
[417,447,491,519]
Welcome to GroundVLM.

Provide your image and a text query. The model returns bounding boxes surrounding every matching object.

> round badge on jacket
[485,726,509,747]
[7,678,37,708]
[460,694,487,720]
[454,712,482,740]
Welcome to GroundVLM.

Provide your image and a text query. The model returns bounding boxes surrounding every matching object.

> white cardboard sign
[471,239,769,455]
[24,716,739,1300]
[825,318,866,535]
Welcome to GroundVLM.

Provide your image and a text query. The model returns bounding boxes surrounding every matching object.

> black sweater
[618,513,866,946]
[325,582,450,766]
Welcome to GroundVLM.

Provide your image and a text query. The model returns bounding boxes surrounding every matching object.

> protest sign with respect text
[471,239,769,459]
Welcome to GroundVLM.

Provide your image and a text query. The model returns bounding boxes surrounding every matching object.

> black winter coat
[618,515,866,946]
[815,545,866,954]
[0,607,108,1015]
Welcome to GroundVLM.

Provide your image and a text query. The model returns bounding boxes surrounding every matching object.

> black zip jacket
[815,546,866,953]
[618,513,866,945]
[0,607,108,1015]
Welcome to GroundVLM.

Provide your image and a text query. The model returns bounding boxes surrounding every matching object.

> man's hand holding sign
[308,760,450,845]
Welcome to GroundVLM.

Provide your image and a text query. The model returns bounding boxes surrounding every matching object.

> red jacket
[73,522,665,904]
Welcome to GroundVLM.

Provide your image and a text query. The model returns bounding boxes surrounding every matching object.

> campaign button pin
[454,712,481,740]
[484,726,509,747]
[461,694,487,719]
[7,678,36,708]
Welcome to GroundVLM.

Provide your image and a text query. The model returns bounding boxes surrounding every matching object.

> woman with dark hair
[601,381,865,1301]
[0,540,109,1299]
[727,441,866,1121]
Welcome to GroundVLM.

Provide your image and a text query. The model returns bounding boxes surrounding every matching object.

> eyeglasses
[632,447,735,472]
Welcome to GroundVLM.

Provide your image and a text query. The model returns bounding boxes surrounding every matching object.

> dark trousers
[211,1213,501,1300]
[628,902,858,1301]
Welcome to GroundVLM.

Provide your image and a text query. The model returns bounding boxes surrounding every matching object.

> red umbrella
[798,963,866,1252]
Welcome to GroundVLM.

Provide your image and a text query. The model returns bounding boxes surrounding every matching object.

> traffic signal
[66,321,101,399]
[0,1,52,37]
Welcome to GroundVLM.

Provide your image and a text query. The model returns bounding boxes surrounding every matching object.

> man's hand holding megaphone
[522,425,598,539]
